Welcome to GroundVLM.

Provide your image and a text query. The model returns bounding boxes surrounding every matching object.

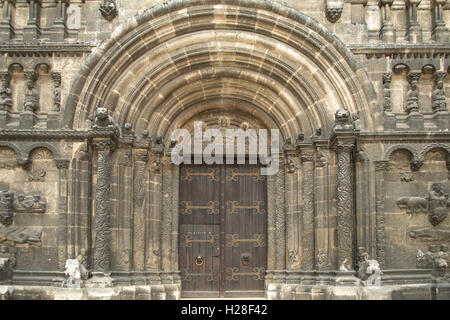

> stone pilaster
[300,149,315,271]
[132,149,148,272]
[23,0,42,42]
[55,159,70,271]
[431,0,449,42]
[405,71,424,130]
[275,158,286,272]
[51,0,68,41]
[379,0,396,42]
[0,0,15,41]
[432,71,450,132]
[92,138,115,275]
[406,0,423,43]
[334,142,355,271]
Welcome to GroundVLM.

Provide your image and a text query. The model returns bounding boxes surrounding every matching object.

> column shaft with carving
[301,150,315,270]
[374,161,388,268]
[335,143,355,270]
[161,157,173,277]
[275,160,286,271]
[20,71,38,128]
[93,139,114,273]
[133,149,148,271]
[55,159,70,271]
[285,151,300,270]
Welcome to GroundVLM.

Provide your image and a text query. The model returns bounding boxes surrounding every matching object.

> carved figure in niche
[76,248,91,280]
[0,245,16,281]
[352,112,361,132]
[283,137,293,150]
[51,72,62,112]
[93,106,115,129]
[428,183,449,226]
[396,196,428,214]
[432,80,447,112]
[333,109,353,130]
[0,191,14,227]
[64,259,81,288]
[0,76,12,112]
[404,81,419,113]
[23,75,39,113]
[357,247,369,272]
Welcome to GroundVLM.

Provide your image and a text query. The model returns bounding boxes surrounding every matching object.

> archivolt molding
[66,0,378,138]
[384,143,450,171]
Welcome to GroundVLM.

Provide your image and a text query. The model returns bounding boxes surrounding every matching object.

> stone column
[300,149,315,271]
[275,160,286,272]
[51,0,68,41]
[20,71,38,128]
[405,71,424,130]
[0,0,15,41]
[23,0,41,41]
[0,71,12,128]
[432,0,449,42]
[55,159,70,272]
[374,161,389,268]
[92,138,115,275]
[334,143,355,271]
[132,149,148,273]
[379,0,396,42]
[406,0,423,43]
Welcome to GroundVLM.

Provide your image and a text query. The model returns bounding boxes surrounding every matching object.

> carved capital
[407,72,421,84]
[23,71,37,83]
[433,71,447,84]
[133,150,149,163]
[54,159,70,169]
[0,71,11,85]
[51,71,61,85]
[92,139,115,152]
[334,143,354,154]
[326,0,343,23]
[300,151,315,162]
[383,72,392,84]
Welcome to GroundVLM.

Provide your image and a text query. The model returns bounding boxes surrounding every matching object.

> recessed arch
[64,0,379,137]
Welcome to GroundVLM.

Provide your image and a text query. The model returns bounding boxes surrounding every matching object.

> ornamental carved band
[93,141,114,273]
[335,143,354,270]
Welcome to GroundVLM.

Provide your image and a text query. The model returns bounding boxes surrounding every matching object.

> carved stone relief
[100,0,118,21]
[0,191,13,227]
[416,244,448,279]
[0,245,16,281]
[0,226,43,246]
[396,183,449,226]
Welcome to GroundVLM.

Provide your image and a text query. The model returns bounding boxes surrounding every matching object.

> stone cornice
[349,44,450,58]
[0,42,94,57]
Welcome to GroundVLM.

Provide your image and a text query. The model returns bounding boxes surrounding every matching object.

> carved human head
[79,248,86,256]
[95,107,109,120]
[335,109,350,123]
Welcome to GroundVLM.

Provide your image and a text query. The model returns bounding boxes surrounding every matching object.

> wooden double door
[179,164,267,298]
